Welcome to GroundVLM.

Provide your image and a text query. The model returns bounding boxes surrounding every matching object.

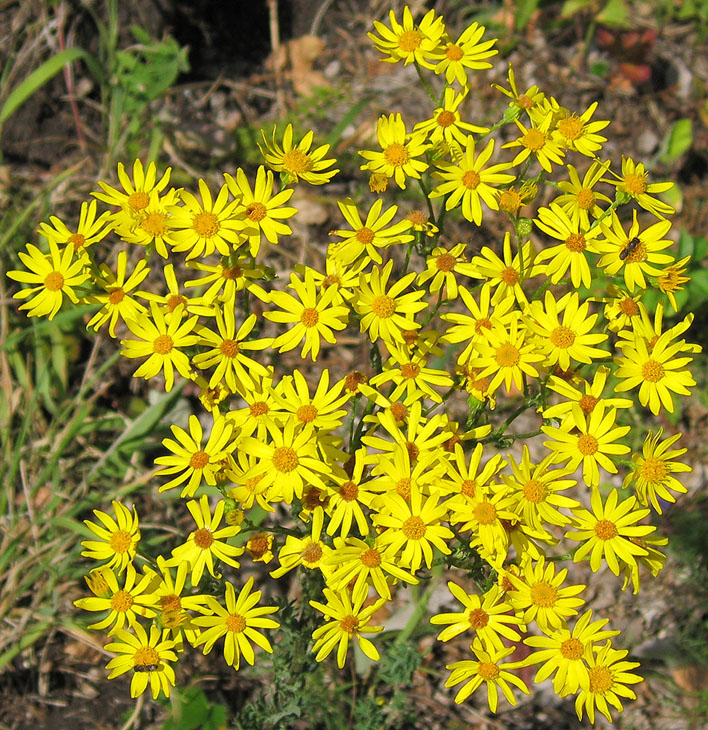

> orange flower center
[474,501,497,525]
[383,143,409,167]
[250,401,268,417]
[296,404,318,424]
[405,441,419,462]
[190,450,209,469]
[523,128,546,151]
[134,646,160,668]
[530,581,557,607]
[499,189,522,213]
[194,528,214,549]
[565,233,586,252]
[588,665,614,692]
[302,542,323,563]
[400,363,420,380]
[220,339,240,358]
[167,294,187,311]
[396,477,411,500]
[360,547,382,568]
[462,170,481,190]
[622,173,647,195]
[495,343,520,368]
[594,519,618,540]
[560,637,584,660]
[642,359,664,382]
[44,271,64,291]
[68,233,86,250]
[523,479,547,503]
[577,433,598,455]
[110,530,133,553]
[153,335,174,355]
[300,307,319,327]
[389,401,408,421]
[618,297,639,316]
[445,43,464,61]
[398,29,421,52]
[128,191,149,212]
[639,456,668,483]
[160,594,181,612]
[576,188,595,210]
[435,252,457,272]
[111,590,134,612]
[468,608,489,629]
[246,202,267,222]
[344,371,367,393]
[402,515,426,540]
[192,211,220,238]
[340,615,359,634]
[578,394,598,414]
[226,613,247,633]
[501,267,519,285]
[283,149,310,174]
[108,288,125,305]
[550,326,575,349]
[222,265,242,280]
[339,480,358,501]
[356,227,374,244]
[272,446,298,473]
[141,212,168,236]
[460,479,476,498]
[436,110,456,128]
[371,295,395,318]
[478,661,500,681]
[557,115,583,140]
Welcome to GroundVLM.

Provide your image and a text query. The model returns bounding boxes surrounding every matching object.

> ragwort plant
[7,6,700,725]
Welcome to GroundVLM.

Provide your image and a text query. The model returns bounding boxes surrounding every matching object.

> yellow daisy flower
[81,500,140,572]
[503,112,565,173]
[184,257,269,306]
[552,101,610,157]
[554,160,612,229]
[137,262,213,318]
[413,87,488,147]
[170,179,245,260]
[38,199,111,263]
[8,239,90,320]
[574,641,643,724]
[265,268,349,361]
[224,165,297,256]
[259,123,338,185]
[602,155,674,218]
[193,577,279,669]
[310,582,386,668]
[367,6,445,68]
[657,254,691,312]
[542,403,630,490]
[120,301,200,392]
[328,197,413,266]
[565,489,655,575]
[105,623,178,699]
[119,187,181,259]
[430,137,515,226]
[417,243,478,299]
[444,638,530,710]
[358,112,430,190]
[273,368,349,431]
[270,507,332,578]
[167,495,244,586]
[492,63,545,115]
[429,21,498,85]
[623,429,690,513]
[322,449,376,538]
[469,233,537,305]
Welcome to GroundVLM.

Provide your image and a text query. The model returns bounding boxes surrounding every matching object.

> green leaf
[677,229,696,258]
[0,47,100,125]
[688,269,708,300]
[514,0,540,30]
[661,118,693,162]
[596,0,629,26]
[561,0,592,17]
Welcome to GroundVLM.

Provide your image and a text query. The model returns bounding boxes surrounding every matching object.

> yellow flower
[417,243,478,300]
[86,251,150,337]
[81,501,140,572]
[553,160,612,229]
[492,63,545,114]
[429,21,498,85]
[657,254,690,312]
[310,582,386,668]
[469,233,537,305]
[506,556,585,631]
[259,123,338,185]
[8,239,89,320]
[431,582,522,650]
[526,290,609,371]
[328,197,413,266]
[105,623,178,699]
[38,199,111,263]
[623,429,690,513]
[353,260,427,345]
[322,450,376,538]
[120,301,200,392]
[503,112,565,173]
[445,638,530,710]
[602,155,674,218]
[224,165,297,256]
[367,6,445,68]
[119,187,181,259]
[270,507,332,578]
[358,113,430,190]
[184,257,269,306]
[552,102,610,157]
[414,87,488,147]
[542,403,630,489]
[167,495,244,586]
[93,159,173,228]
[430,137,515,225]
[565,489,655,575]
[170,179,245,259]
[265,268,349,361]
[154,413,236,497]
[273,368,349,431]
[193,577,279,669]
[574,641,643,724]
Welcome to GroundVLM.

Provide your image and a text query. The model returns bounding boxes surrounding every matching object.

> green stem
[393,563,442,645]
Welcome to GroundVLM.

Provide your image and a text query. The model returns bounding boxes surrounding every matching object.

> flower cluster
[9,6,697,723]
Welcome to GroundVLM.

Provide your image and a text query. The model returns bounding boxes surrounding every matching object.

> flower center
[557,116,583,140]
[588,665,614,693]
[560,637,584,660]
[344,371,367,393]
[578,394,598,414]
[371,295,395,318]
[461,479,476,498]
[128,191,149,212]
[639,456,668,483]
[565,233,586,252]
[222,265,242,280]
[110,530,133,553]
[619,297,639,316]
[283,149,310,174]
[339,480,358,501]
[623,173,647,195]
[642,359,664,382]
[478,661,500,681]
[246,202,267,222]
[407,210,428,226]
[523,479,547,503]
[405,441,419,462]
[226,613,247,633]
[468,608,489,629]
[192,211,220,238]
[389,401,408,421]
[436,110,456,128]
[474,501,497,525]
[550,326,575,349]
[356,227,374,244]
[160,594,181,612]
[501,267,519,285]
[44,271,64,291]
[194,527,214,549]
[594,519,618,540]
[111,590,134,612]
[396,477,411,500]
[167,294,186,311]
[400,363,420,380]
[577,433,598,455]
[383,143,409,167]
[462,170,481,190]
[300,307,319,327]
[296,404,318,424]
[141,212,168,236]
[250,401,269,417]
[499,189,523,213]
[402,515,426,540]
[272,446,299,473]
[495,343,520,368]
[530,581,558,607]
[360,547,382,568]
[576,188,595,210]
[398,29,421,52]
[68,233,86,250]
[108,288,125,305]
[153,335,173,355]
[523,128,546,152]
[220,339,240,358]
[134,646,160,668]
[340,615,359,635]
[436,253,457,273]
[301,541,323,564]
[247,533,271,559]
[190,450,209,469]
